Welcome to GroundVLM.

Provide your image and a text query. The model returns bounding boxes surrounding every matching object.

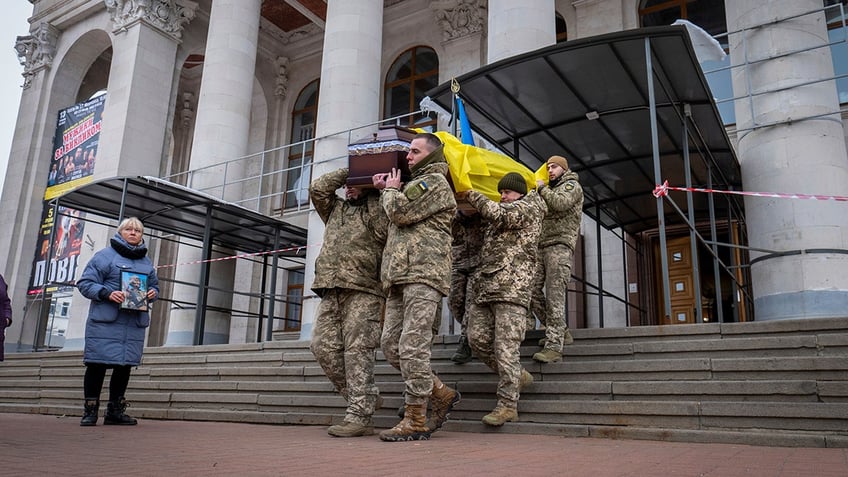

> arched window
[556,13,568,43]
[285,80,319,209]
[384,46,439,130]
[639,1,733,124]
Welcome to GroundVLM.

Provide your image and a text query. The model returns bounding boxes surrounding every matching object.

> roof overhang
[50,176,307,256]
[427,25,742,234]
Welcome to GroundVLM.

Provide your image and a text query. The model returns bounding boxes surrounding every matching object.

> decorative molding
[14,22,59,89]
[274,56,289,98]
[105,0,197,40]
[571,0,605,7]
[430,0,486,42]
[180,91,194,127]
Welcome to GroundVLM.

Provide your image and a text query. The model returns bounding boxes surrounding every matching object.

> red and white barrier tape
[652,180,848,202]
[155,243,321,270]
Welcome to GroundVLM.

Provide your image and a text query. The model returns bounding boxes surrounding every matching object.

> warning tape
[652,180,848,202]
[155,243,320,270]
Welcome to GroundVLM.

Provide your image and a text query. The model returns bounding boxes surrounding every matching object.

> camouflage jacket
[381,156,456,296]
[451,211,485,272]
[466,190,547,307]
[310,168,388,297]
[538,169,583,250]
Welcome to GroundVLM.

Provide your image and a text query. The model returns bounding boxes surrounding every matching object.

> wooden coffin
[346,126,415,188]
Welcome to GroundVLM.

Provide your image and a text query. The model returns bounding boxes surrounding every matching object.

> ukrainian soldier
[449,209,485,364]
[530,155,584,363]
[371,132,460,441]
[309,168,388,437]
[462,172,547,426]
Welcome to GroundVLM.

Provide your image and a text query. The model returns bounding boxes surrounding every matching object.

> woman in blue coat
[76,217,159,426]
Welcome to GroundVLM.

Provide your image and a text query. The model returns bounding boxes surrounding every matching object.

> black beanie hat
[498,172,527,195]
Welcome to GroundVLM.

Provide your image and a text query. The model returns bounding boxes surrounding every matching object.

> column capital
[430,0,487,42]
[14,22,59,89]
[105,0,197,40]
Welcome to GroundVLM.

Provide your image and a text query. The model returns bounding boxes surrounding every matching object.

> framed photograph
[120,271,148,311]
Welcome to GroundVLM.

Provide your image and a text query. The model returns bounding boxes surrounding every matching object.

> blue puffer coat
[77,233,159,366]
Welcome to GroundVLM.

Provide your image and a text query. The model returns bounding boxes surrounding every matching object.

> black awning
[51,175,307,255]
[427,25,742,234]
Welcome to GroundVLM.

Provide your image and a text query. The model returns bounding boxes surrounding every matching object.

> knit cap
[547,155,569,170]
[497,172,527,195]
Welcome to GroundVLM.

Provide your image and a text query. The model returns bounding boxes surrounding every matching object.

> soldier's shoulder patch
[565,181,576,191]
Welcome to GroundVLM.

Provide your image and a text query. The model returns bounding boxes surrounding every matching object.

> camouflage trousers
[310,288,383,425]
[381,283,440,406]
[530,244,573,352]
[448,268,475,338]
[467,301,526,409]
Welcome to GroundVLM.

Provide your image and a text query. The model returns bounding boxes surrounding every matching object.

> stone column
[299,0,383,340]
[166,0,262,345]
[487,0,556,63]
[0,22,59,352]
[727,0,848,320]
[96,0,196,178]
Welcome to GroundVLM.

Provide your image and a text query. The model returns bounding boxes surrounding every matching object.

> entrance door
[659,236,698,325]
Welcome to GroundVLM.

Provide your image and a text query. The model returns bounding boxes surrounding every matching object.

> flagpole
[450,78,460,136]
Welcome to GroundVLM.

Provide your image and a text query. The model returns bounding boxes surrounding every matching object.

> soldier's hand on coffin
[372,173,389,190]
[385,168,403,189]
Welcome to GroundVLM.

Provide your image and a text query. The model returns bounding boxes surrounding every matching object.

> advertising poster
[28,95,103,295]
[28,205,85,295]
[44,94,104,200]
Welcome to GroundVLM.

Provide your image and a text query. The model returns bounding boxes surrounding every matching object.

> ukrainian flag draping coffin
[433,131,548,203]
[346,126,416,188]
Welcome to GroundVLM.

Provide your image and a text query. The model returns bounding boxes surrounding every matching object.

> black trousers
[83,363,132,402]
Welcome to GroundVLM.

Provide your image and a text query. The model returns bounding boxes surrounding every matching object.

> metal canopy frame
[48,175,308,344]
[426,25,750,324]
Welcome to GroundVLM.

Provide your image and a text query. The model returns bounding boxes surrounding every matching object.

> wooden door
[660,236,697,325]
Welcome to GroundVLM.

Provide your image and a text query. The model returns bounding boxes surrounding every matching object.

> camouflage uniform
[309,168,388,426]
[448,212,485,340]
[465,190,547,410]
[380,147,455,406]
[530,169,583,352]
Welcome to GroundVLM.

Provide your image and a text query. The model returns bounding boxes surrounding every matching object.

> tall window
[826,1,848,103]
[639,1,733,124]
[384,46,439,130]
[286,80,319,209]
[282,268,304,332]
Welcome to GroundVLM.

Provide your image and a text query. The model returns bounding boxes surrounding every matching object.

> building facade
[2,0,847,354]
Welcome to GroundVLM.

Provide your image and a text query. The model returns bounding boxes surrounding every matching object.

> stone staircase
[2,317,848,448]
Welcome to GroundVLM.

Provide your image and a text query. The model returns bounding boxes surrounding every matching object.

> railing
[163,111,431,218]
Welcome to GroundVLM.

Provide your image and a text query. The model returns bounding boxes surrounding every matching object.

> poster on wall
[28,205,85,296]
[44,94,105,200]
[27,95,103,295]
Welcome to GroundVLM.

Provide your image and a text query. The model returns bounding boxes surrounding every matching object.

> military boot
[564,328,574,345]
[519,369,534,392]
[450,336,472,364]
[327,419,374,437]
[532,348,562,363]
[103,397,137,425]
[428,375,460,432]
[80,398,99,427]
[482,406,518,427]
[379,403,431,442]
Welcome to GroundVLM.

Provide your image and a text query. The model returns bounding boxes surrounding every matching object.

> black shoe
[80,399,99,427]
[450,336,473,364]
[104,398,138,425]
